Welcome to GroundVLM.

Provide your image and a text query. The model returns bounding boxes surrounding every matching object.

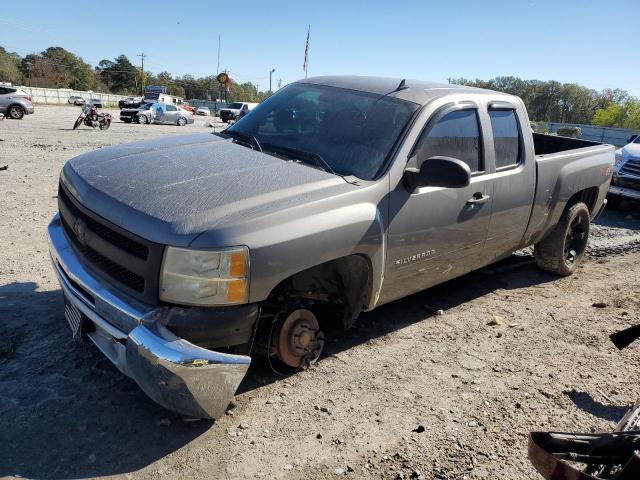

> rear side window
[166,105,177,111]
[413,109,483,173]
[489,109,521,169]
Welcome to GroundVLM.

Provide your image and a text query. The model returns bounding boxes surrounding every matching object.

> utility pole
[269,68,275,95]
[278,79,282,90]
[137,52,146,96]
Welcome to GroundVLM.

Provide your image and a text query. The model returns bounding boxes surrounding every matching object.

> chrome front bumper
[47,213,251,419]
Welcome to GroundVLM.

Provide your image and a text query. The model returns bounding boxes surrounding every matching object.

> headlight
[160,246,249,306]
[614,151,625,168]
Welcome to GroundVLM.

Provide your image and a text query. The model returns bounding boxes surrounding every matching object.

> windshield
[228,103,244,109]
[227,83,418,180]
[634,136,640,144]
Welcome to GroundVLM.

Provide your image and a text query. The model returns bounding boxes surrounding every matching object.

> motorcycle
[529,324,640,479]
[73,103,111,130]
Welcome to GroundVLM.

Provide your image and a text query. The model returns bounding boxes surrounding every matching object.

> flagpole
[304,24,310,78]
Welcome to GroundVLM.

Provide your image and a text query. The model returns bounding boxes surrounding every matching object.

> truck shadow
[595,204,640,230]
[240,252,555,390]
[0,282,211,480]
[0,255,559,479]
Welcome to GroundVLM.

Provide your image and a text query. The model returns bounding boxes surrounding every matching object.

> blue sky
[2,0,638,96]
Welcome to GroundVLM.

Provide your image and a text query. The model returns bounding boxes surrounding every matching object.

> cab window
[413,109,483,173]
[489,109,522,169]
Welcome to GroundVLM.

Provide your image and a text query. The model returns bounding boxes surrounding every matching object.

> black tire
[8,105,25,120]
[534,201,590,276]
[72,115,83,130]
[99,120,110,130]
[177,116,187,126]
[606,194,622,209]
[138,115,149,125]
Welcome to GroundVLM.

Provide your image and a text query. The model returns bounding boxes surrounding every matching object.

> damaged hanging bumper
[47,213,251,419]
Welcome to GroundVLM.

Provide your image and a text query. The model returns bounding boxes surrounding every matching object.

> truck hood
[622,143,640,158]
[61,133,354,247]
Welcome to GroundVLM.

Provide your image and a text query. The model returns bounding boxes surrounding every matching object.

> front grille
[59,187,148,260]
[60,214,145,292]
[620,159,640,177]
[58,182,164,304]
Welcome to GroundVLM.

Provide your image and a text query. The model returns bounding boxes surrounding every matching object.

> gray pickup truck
[48,76,614,419]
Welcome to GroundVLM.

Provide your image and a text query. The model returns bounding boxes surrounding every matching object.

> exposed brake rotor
[274,309,325,369]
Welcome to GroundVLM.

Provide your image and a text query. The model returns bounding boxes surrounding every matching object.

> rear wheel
[177,116,187,126]
[8,105,25,120]
[535,201,590,276]
[99,120,110,130]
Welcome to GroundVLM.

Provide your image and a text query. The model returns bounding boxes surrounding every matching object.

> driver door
[382,103,493,302]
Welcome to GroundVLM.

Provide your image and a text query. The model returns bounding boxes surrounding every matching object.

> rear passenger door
[164,104,179,124]
[482,101,536,261]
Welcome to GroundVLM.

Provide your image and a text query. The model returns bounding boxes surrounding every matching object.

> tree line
[449,76,640,130]
[1,45,638,128]
[0,46,269,103]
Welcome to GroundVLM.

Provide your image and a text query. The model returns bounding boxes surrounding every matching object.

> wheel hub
[274,309,325,369]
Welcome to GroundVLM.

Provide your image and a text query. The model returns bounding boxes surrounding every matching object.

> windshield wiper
[261,143,358,185]
[219,130,262,152]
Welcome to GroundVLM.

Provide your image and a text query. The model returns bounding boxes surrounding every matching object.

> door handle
[467,192,491,205]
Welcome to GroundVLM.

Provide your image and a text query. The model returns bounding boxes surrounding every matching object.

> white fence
[16,86,130,107]
[547,122,637,147]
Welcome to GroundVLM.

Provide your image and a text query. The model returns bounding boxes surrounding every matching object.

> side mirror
[404,156,471,191]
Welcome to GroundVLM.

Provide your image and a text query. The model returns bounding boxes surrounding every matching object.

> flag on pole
[303,25,310,77]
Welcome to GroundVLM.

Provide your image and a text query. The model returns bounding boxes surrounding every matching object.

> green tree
[96,55,138,94]
[42,47,95,90]
[593,99,640,130]
[0,47,23,84]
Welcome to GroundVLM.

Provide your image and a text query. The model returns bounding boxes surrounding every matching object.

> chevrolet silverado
[48,76,615,418]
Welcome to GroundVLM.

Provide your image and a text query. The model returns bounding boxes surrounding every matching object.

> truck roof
[298,75,513,105]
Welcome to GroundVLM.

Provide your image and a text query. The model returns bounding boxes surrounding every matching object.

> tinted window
[489,109,521,168]
[166,105,177,111]
[414,109,482,172]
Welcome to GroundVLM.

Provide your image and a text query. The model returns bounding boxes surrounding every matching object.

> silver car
[137,102,194,126]
[68,95,85,106]
[0,86,35,119]
[196,106,210,116]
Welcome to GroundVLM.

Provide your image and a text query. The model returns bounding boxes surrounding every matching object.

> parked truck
[608,134,640,206]
[48,76,614,419]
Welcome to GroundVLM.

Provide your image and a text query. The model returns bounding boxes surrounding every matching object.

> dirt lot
[1,105,640,480]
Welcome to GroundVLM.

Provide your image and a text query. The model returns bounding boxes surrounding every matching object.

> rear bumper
[47,213,251,419]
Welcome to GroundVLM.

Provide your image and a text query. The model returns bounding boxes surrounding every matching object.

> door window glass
[489,109,521,169]
[166,105,177,111]
[413,109,483,172]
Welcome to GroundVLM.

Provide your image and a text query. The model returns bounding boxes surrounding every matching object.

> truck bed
[521,133,614,247]
[533,132,602,156]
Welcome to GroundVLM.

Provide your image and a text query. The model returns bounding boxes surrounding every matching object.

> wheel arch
[263,253,374,329]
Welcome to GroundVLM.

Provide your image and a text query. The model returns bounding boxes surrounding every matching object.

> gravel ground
[1,105,640,480]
